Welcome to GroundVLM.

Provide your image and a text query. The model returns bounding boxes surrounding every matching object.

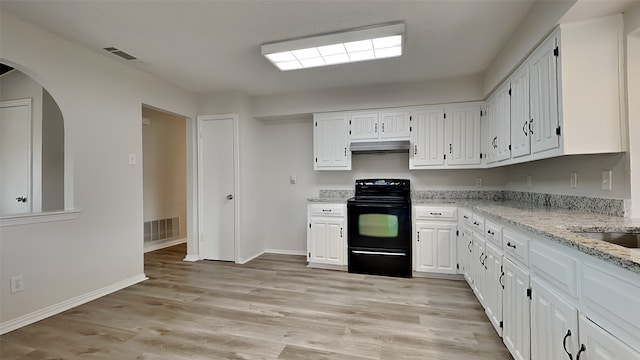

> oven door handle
[351,250,407,256]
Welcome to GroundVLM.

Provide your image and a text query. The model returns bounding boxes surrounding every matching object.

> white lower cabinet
[503,257,531,360]
[307,204,346,267]
[471,232,486,305]
[458,226,473,282]
[413,206,458,275]
[415,222,457,274]
[484,242,504,337]
[577,315,640,360]
[531,278,579,360]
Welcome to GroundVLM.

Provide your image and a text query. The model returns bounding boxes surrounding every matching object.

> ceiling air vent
[103,47,138,61]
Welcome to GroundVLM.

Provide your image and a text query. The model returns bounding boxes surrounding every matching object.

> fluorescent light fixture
[262,22,404,71]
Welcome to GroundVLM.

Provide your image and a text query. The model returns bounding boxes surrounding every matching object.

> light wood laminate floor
[1,244,512,359]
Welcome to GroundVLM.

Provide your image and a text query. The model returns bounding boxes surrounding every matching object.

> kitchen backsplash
[317,189,628,217]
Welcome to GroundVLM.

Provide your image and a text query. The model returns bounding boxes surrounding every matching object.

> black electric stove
[347,179,412,278]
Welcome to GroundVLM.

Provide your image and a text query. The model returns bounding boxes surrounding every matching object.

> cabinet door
[380,111,410,139]
[481,103,495,163]
[314,114,350,170]
[529,35,559,154]
[531,278,579,360]
[472,232,486,305]
[461,227,474,285]
[578,315,640,360]
[494,82,512,162]
[416,223,457,274]
[411,108,445,167]
[309,219,344,265]
[511,64,531,158]
[503,257,531,360]
[485,242,504,337]
[445,105,481,165]
[350,113,379,140]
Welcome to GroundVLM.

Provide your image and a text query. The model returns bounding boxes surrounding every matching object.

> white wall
[0,69,44,212]
[197,91,265,263]
[482,0,575,96]
[0,13,197,328]
[251,74,484,119]
[41,88,65,212]
[503,153,630,199]
[261,117,507,254]
[625,3,640,217]
[142,107,187,238]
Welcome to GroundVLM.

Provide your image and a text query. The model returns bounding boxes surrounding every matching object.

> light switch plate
[475,178,483,187]
[128,153,137,165]
[289,175,296,184]
[526,175,532,187]
[570,173,577,188]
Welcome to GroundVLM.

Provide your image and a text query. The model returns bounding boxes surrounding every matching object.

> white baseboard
[412,272,465,280]
[265,249,307,256]
[183,254,200,262]
[237,250,264,264]
[144,237,186,253]
[0,274,147,335]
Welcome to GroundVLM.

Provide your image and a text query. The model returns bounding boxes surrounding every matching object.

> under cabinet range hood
[350,140,410,154]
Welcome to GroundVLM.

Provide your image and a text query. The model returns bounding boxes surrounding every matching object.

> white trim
[266,249,307,256]
[196,114,240,262]
[144,237,186,253]
[412,272,465,280]
[237,250,264,264]
[0,209,81,227]
[183,254,200,262]
[0,274,147,335]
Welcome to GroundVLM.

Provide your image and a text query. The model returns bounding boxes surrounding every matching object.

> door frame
[196,113,240,262]
[0,98,34,214]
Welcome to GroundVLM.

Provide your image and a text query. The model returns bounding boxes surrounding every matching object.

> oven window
[358,214,399,237]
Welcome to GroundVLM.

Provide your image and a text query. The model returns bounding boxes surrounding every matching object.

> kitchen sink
[578,232,640,248]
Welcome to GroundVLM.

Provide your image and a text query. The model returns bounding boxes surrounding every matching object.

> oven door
[347,202,411,250]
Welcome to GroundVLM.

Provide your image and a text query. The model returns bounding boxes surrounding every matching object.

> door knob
[15,196,27,203]
[226,194,233,200]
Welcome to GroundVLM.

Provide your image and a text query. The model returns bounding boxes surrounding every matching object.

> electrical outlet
[526,175,532,187]
[602,170,612,191]
[10,275,24,294]
[475,178,483,187]
[570,173,577,188]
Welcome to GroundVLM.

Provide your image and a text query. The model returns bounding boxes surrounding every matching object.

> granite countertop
[307,197,350,203]
[416,199,640,275]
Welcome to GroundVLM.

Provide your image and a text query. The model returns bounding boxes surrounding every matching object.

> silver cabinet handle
[15,196,28,203]
[226,194,233,200]
[382,122,385,132]
[414,145,418,155]
[430,212,442,216]
[374,123,378,133]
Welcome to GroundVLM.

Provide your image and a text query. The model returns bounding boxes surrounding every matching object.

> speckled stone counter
[415,199,640,274]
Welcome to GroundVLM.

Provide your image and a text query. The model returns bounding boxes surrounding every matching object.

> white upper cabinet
[350,113,379,140]
[410,107,446,167]
[529,33,560,155]
[350,110,410,141]
[379,111,411,139]
[445,103,481,165]
[313,114,351,170]
[485,81,512,164]
[510,63,531,158]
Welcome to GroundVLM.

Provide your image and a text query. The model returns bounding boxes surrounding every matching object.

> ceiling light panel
[262,22,404,71]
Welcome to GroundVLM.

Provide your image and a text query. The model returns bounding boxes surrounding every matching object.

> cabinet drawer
[309,204,345,217]
[530,239,578,299]
[415,206,457,221]
[459,208,473,227]
[484,219,502,248]
[503,228,529,266]
[471,213,485,233]
[581,260,640,350]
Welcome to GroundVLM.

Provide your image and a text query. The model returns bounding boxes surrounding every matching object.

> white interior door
[0,100,32,215]
[198,115,236,261]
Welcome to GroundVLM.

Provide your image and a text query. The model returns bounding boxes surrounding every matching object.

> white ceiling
[1,0,634,96]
